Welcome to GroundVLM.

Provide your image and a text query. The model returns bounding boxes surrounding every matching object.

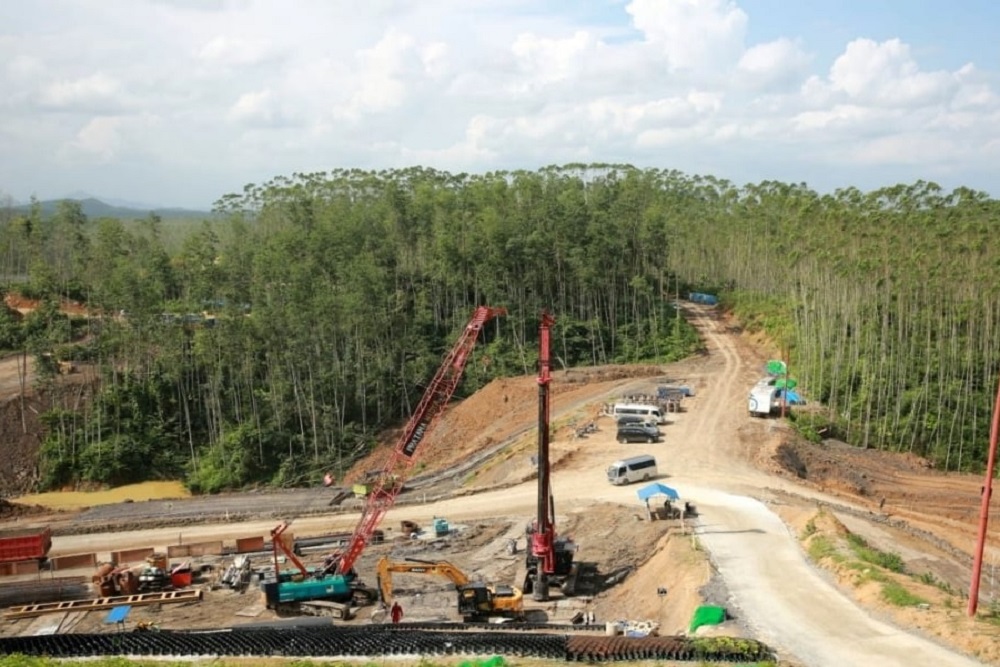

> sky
[1,0,998,210]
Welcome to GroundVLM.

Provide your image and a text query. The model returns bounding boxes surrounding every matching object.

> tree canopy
[1,165,996,491]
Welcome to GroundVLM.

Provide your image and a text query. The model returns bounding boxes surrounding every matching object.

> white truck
[748,379,780,417]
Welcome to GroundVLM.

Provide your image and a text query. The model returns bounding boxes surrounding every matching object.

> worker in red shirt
[390,601,404,624]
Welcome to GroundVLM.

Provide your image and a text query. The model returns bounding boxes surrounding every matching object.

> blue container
[687,292,719,306]
[277,575,351,603]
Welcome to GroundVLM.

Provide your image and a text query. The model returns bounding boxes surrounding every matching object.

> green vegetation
[3,166,1000,490]
[801,512,942,610]
[806,534,839,562]
[880,580,928,607]
[846,533,906,573]
[1,168,703,491]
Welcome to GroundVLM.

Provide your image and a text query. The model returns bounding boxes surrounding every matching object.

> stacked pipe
[0,576,90,607]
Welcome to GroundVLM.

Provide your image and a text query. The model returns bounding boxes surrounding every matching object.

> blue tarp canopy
[637,482,680,502]
[105,605,132,624]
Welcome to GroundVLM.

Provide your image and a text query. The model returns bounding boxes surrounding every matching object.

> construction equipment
[137,567,168,592]
[261,521,373,618]
[0,527,52,564]
[221,555,253,592]
[523,312,577,601]
[262,306,506,614]
[375,556,524,622]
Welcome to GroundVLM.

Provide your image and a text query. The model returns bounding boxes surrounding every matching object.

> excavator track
[0,625,774,662]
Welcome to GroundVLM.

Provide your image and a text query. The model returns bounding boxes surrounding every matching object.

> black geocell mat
[0,626,774,663]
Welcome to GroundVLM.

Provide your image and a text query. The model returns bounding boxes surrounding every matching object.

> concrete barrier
[185,540,224,557]
[49,553,97,571]
[111,547,154,566]
[168,541,223,559]
[236,536,265,553]
[167,544,191,559]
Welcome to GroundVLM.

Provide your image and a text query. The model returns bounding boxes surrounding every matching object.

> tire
[643,473,650,481]
[646,436,654,443]
[617,436,626,444]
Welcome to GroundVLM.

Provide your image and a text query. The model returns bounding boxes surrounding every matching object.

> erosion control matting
[0,625,774,662]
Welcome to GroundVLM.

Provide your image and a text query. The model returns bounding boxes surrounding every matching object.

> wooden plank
[4,589,202,619]
[27,612,66,635]
[57,611,88,634]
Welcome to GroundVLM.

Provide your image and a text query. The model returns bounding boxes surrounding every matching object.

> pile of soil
[3,293,89,317]
[0,498,49,520]
[344,365,668,484]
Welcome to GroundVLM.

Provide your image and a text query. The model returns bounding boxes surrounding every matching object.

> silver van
[607,454,658,485]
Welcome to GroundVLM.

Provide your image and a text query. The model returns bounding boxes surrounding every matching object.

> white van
[612,403,665,425]
[607,454,658,485]
[748,379,780,417]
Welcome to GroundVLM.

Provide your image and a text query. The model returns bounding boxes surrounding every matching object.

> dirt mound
[344,365,666,484]
[0,498,49,520]
[3,293,89,317]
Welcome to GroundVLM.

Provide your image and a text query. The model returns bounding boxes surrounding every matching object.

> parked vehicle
[748,379,780,417]
[616,414,657,427]
[617,422,661,443]
[607,455,658,485]
[612,403,665,424]
[0,527,52,564]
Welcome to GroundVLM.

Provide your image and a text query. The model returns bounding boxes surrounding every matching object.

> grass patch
[846,533,905,573]
[880,580,928,607]
[807,535,838,561]
[800,517,817,539]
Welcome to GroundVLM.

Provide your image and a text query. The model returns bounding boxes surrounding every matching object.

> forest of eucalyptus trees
[0,165,996,492]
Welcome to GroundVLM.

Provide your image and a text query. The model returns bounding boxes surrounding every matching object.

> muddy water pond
[13,480,190,510]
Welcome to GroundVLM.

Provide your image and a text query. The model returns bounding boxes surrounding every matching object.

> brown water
[12,480,190,510]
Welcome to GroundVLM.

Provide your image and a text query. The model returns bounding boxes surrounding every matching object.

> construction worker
[390,601,404,624]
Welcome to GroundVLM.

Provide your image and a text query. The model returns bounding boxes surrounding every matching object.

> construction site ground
[1,304,1000,666]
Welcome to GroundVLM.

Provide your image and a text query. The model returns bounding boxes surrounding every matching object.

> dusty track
[10,304,998,666]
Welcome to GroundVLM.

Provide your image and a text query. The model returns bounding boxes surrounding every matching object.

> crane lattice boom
[334,306,506,576]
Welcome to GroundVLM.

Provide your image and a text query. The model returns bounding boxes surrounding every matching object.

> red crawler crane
[331,305,507,577]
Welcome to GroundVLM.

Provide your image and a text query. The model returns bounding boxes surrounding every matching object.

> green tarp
[689,605,726,632]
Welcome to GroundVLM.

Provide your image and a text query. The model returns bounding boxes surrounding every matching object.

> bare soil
[1,304,999,666]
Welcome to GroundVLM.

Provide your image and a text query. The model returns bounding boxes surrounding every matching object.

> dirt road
[42,305,987,666]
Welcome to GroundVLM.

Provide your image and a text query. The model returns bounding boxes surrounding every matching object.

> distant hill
[13,198,213,221]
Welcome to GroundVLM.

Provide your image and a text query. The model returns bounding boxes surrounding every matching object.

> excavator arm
[271,522,309,578]
[376,556,471,604]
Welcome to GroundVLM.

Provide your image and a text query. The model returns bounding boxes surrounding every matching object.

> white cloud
[421,42,449,79]
[6,55,45,81]
[66,117,124,162]
[37,73,123,111]
[511,30,600,88]
[0,0,996,207]
[626,0,747,72]
[738,38,810,90]
[228,89,291,127]
[827,38,958,107]
[338,28,419,118]
[197,35,278,67]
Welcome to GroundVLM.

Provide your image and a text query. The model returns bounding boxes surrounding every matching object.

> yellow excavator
[375,556,524,622]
